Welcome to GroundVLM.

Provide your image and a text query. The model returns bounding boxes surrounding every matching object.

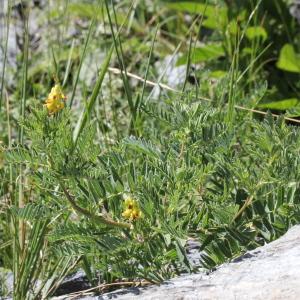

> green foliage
[4,94,300,286]
[277,44,300,73]
[245,26,268,41]
[165,0,300,113]
[177,44,225,66]
[1,0,300,298]
[167,1,228,30]
[258,98,300,110]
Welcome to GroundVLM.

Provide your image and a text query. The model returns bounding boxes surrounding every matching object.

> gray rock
[4,226,300,299]
[186,238,202,269]
[0,268,13,299]
[290,0,300,24]
[54,270,91,296]
[152,54,186,98]
[92,225,300,300]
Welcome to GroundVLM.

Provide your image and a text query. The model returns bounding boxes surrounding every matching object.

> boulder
[96,225,300,300]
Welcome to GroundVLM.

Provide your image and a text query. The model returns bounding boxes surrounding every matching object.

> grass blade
[0,1,11,112]
[69,19,95,108]
[72,44,114,146]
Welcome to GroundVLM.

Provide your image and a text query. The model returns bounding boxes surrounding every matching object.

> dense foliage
[1,0,300,299]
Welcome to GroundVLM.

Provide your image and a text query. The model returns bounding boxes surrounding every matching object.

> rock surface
[54,270,91,297]
[2,225,300,300]
[89,225,300,300]
[50,225,300,299]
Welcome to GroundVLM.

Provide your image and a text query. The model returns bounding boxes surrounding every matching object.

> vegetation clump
[1,0,300,299]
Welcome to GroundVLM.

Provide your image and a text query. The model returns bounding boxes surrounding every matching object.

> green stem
[231,195,254,224]
[58,176,131,229]
[0,1,11,112]
[72,45,114,148]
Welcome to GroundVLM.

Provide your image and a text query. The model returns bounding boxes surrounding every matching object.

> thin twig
[108,67,179,92]
[58,178,131,229]
[54,280,151,300]
[108,67,300,125]
[231,195,254,224]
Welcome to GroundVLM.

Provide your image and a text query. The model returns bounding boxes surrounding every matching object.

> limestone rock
[96,225,300,300]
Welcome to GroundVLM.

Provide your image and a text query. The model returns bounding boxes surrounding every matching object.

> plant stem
[0,0,11,112]
[58,176,131,229]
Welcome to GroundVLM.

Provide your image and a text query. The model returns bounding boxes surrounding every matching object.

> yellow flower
[131,208,142,220]
[45,84,67,114]
[122,209,133,219]
[124,198,136,209]
[122,197,142,221]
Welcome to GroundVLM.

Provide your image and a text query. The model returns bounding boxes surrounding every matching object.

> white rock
[99,225,300,300]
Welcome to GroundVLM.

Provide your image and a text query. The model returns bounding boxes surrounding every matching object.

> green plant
[1,0,300,298]
[4,85,300,289]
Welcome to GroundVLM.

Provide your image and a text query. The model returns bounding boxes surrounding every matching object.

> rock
[0,268,13,299]
[186,238,202,269]
[290,0,300,24]
[54,270,91,296]
[91,225,300,300]
[3,225,300,300]
[151,54,186,98]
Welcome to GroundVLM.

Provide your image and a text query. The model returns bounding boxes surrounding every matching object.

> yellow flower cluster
[45,84,66,114]
[122,197,142,221]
